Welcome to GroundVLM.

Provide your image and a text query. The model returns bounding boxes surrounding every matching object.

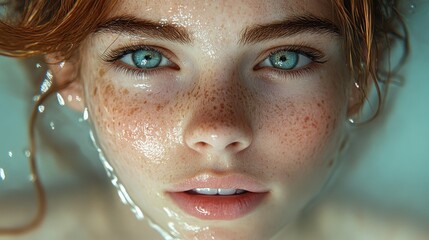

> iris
[269,50,299,70]
[132,49,162,69]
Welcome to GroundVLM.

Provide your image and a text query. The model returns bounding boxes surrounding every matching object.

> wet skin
[68,0,353,239]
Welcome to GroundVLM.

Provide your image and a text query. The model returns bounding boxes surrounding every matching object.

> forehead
[110,0,335,28]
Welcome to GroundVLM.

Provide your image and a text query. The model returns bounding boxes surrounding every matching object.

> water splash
[56,93,65,106]
[40,70,53,94]
[89,130,144,219]
[0,168,5,181]
[89,129,177,239]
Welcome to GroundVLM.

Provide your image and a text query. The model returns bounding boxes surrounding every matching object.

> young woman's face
[76,0,350,239]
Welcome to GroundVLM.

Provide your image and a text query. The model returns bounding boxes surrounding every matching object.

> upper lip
[166,173,269,193]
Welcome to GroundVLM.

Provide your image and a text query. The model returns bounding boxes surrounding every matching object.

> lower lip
[168,191,268,220]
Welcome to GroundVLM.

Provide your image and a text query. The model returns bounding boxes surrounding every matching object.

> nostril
[186,130,252,154]
[227,142,240,149]
[192,140,247,152]
[195,142,209,149]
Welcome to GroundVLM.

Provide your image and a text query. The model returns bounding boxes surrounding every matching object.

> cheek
[85,77,181,168]
[251,93,345,181]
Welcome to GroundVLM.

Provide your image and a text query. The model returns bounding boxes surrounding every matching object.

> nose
[184,89,253,155]
[186,127,252,154]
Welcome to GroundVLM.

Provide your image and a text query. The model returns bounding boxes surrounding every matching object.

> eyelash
[101,44,326,78]
[101,44,178,76]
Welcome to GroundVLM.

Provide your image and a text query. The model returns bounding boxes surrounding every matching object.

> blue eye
[120,48,172,69]
[259,50,312,70]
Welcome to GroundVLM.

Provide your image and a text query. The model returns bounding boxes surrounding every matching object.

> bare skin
[8,0,422,239]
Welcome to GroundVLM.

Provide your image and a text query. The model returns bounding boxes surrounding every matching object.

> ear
[44,54,85,112]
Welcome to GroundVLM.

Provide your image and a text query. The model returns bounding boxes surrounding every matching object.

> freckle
[122,89,129,95]
[129,107,138,116]
[98,68,106,77]
[213,106,217,110]
[304,116,310,122]
[92,86,98,96]
[156,105,162,111]
[143,100,147,104]
[103,84,114,96]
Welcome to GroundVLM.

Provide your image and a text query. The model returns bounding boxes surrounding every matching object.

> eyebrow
[239,15,340,44]
[95,16,192,44]
[95,14,340,45]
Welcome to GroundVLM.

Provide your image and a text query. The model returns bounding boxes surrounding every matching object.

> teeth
[193,188,218,195]
[192,188,246,195]
[218,188,236,195]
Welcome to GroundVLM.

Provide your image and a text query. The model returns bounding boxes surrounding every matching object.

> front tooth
[217,188,237,195]
[194,188,218,195]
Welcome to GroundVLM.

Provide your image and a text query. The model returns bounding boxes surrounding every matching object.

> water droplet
[57,93,65,106]
[38,105,45,113]
[50,121,55,130]
[33,95,41,102]
[40,71,53,93]
[28,174,35,182]
[0,168,5,181]
[8,151,13,158]
[354,82,360,89]
[24,149,31,158]
[407,0,416,14]
[67,95,73,102]
[36,63,42,68]
[59,61,65,68]
[83,108,89,121]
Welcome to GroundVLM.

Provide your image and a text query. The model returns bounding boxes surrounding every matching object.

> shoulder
[308,197,429,240]
[0,183,162,240]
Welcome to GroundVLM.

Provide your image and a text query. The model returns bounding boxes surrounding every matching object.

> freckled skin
[76,0,352,239]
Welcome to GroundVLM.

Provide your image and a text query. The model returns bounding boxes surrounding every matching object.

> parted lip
[166,173,270,193]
